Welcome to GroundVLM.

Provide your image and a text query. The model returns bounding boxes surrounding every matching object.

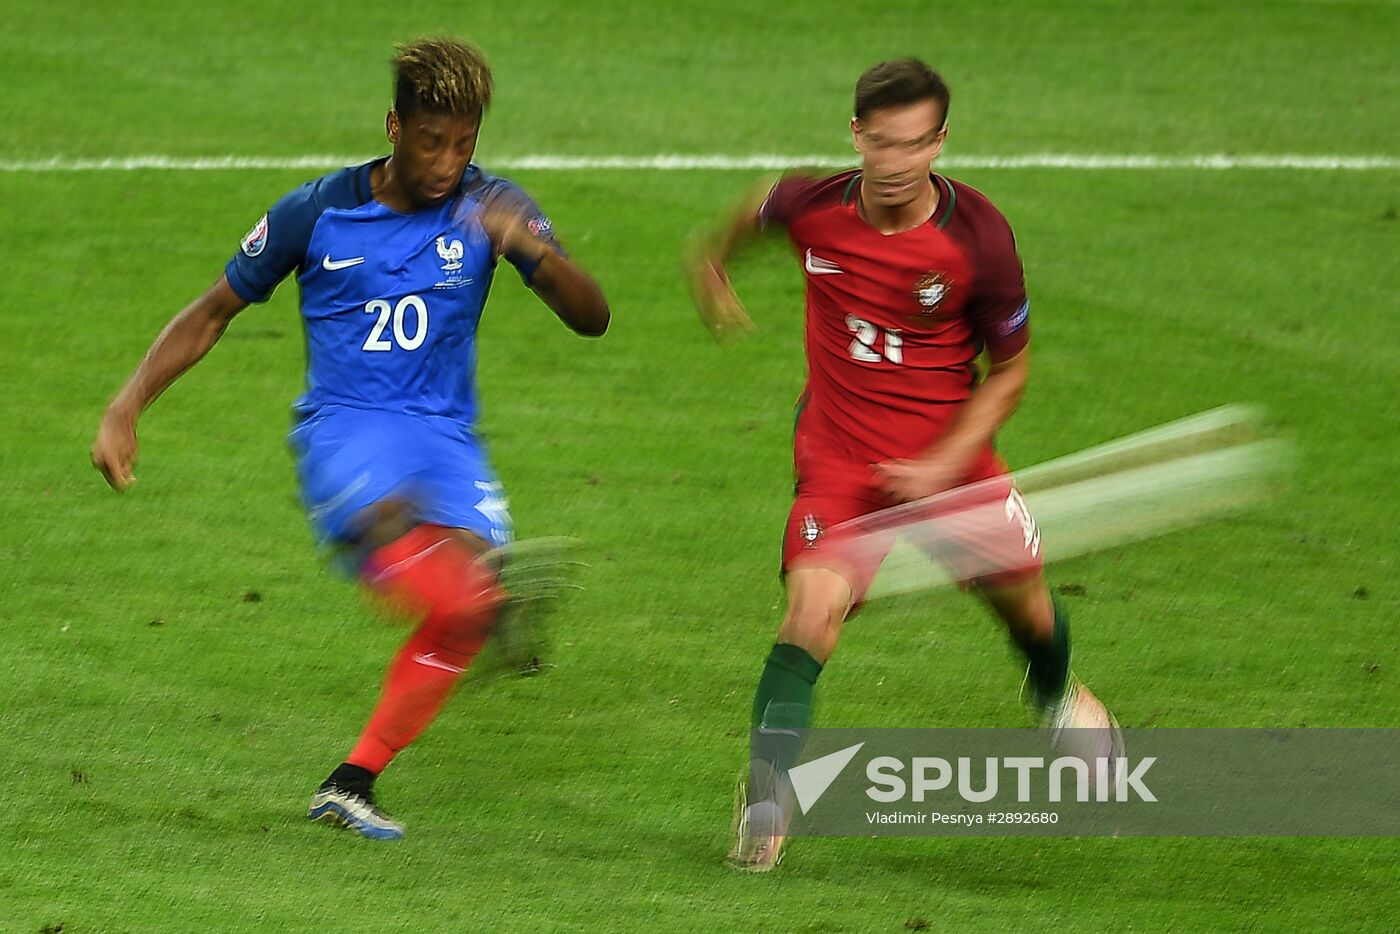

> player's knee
[362,523,506,640]
[779,579,851,662]
[434,555,507,633]
[778,617,838,664]
[352,497,420,551]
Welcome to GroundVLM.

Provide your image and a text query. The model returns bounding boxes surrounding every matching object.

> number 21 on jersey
[363,295,429,351]
[846,315,902,364]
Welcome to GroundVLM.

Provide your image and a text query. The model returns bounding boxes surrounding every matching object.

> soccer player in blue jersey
[91,38,610,840]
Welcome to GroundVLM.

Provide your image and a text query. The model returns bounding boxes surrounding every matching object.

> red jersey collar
[843,172,957,230]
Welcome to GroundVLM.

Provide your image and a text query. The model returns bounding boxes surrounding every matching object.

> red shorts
[781,439,1044,603]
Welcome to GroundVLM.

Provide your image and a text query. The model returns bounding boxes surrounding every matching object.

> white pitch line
[0,153,1397,172]
[502,153,1400,171]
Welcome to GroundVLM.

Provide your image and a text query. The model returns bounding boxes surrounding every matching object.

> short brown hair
[393,37,494,119]
[854,59,950,129]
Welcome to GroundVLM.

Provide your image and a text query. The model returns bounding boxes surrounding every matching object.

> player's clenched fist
[872,456,964,503]
[92,409,138,491]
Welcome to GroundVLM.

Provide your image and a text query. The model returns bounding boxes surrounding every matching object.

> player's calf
[310,522,506,839]
[731,568,850,870]
[979,576,1069,710]
[982,580,1125,778]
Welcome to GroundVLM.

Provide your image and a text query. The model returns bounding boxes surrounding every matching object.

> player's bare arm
[685,177,780,343]
[873,347,1030,502]
[479,205,610,336]
[528,250,610,336]
[91,275,249,491]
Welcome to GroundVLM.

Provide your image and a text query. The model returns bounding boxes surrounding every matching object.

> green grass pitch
[2,0,1398,930]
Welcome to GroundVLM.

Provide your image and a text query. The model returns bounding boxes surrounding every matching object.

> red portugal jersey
[759,169,1030,464]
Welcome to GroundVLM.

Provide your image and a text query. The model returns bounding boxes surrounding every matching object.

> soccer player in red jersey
[688,59,1121,870]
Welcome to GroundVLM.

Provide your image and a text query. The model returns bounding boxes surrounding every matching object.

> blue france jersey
[225,160,561,428]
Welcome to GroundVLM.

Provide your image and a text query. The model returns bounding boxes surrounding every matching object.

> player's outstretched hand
[92,410,138,491]
[687,252,755,344]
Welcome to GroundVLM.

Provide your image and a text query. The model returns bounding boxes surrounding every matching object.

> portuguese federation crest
[801,514,824,548]
[913,271,952,315]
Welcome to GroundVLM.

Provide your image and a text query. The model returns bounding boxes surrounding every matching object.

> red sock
[346,526,505,774]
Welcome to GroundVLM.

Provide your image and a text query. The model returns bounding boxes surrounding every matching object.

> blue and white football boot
[307,783,406,840]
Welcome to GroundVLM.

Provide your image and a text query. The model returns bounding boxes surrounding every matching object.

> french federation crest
[913,271,952,315]
[801,514,824,548]
[436,236,465,271]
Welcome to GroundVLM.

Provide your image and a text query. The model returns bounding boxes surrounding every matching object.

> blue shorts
[288,407,512,548]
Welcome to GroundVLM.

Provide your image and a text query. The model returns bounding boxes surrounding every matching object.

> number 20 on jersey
[363,295,429,351]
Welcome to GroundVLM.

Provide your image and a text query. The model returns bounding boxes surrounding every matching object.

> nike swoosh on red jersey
[804,248,843,275]
[412,652,465,674]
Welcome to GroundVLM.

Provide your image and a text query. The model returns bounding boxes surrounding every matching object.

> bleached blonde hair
[393,37,493,118]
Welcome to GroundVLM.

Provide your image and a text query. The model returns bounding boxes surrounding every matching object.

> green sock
[748,643,822,797]
[751,642,823,730]
[1022,598,1071,708]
